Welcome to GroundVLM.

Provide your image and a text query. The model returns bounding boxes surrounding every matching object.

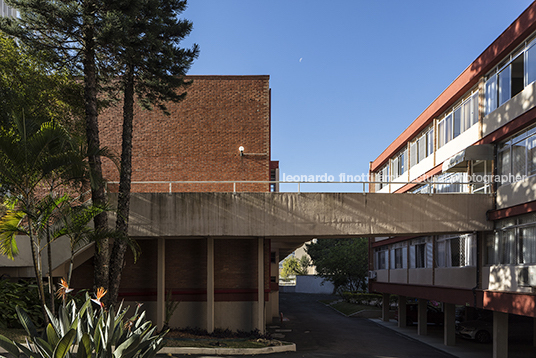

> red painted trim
[371,2,536,172]
[269,161,279,169]
[488,200,536,220]
[483,290,536,317]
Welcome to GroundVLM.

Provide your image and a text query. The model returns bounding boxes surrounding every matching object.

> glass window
[520,226,536,264]
[498,65,511,107]
[427,128,434,156]
[471,92,479,126]
[438,120,445,148]
[410,141,417,167]
[512,140,527,179]
[527,44,536,85]
[511,54,525,97]
[528,136,536,176]
[445,114,453,143]
[453,106,462,138]
[415,244,425,268]
[485,74,497,115]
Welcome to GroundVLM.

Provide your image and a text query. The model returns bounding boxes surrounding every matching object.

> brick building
[69,75,280,332]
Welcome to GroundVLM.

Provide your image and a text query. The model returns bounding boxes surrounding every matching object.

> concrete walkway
[373,318,536,358]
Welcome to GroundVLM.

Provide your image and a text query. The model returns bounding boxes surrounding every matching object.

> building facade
[369,3,536,357]
[0,75,280,332]
[68,75,280,332]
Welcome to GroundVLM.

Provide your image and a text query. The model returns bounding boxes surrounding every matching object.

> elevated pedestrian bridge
[119,192,494,256]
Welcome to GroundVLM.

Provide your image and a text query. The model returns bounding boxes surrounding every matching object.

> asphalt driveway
[165,292,456,357]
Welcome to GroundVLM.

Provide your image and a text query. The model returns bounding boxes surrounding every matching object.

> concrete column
[156,238,165,330]
[257,238,265,333]
[443,303,456,346]
[381,293,390,322]
[493,311,508,358]
[417,298,427,336]
[533,317,536,347]
[397,296,406,327]
[207,238,214,333]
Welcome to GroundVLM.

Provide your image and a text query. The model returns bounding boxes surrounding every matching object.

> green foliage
[340,292,399,306]
[0,296,166,358]
[306,238,369,293]
[280,255,310,279]
[0,32,83,133]
[0,280,45,329]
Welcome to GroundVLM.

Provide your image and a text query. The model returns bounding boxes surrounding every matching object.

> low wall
[295,275,335,294]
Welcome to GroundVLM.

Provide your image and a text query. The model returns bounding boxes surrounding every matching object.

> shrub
[0,279,45,328]
[340,292,399,307]
[0,288,166,358]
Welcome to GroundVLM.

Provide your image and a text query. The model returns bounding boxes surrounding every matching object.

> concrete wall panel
[118,192,493,239]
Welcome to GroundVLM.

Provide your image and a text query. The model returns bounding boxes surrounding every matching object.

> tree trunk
[82,0,109,292]
[107,63,135,306]
[46,224,54,315]
[28,222,49,326]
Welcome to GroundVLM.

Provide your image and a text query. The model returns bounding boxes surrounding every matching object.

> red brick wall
[99,75,271,193]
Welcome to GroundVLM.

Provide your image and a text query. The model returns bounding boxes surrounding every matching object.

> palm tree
[0,113,82,323]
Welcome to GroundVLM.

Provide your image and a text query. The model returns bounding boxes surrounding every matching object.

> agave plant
[0,289,166,358]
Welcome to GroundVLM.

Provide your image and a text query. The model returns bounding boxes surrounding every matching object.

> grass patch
[322,299,380,316]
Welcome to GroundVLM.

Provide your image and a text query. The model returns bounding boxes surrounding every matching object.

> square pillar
[533,317,536,347]
[381,293,390,322]
[443,303,456,346]
[207,238,214,333]
[417,298,427,336]
[257,238,265,333]
[493,311,508,358]
[397,296,407,327]
[156,238,165,330]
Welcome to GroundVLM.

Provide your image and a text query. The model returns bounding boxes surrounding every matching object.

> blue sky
[182,1,535,192]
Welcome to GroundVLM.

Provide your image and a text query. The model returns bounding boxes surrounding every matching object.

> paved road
[165,292,457,358]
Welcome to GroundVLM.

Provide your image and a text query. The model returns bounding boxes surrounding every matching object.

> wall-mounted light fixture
[239,146,244,156]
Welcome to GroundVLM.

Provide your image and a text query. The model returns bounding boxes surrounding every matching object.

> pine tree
[0,0,198,303]
[101,0,198,304]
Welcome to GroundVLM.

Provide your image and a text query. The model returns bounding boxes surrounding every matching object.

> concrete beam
[115,192,493,239]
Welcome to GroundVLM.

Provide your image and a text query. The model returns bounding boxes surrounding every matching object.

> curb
[159,342,296,355]
[0,343,297,356]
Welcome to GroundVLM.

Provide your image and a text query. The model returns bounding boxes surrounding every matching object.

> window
[485,35,536,115]
[409,126,434,168]
[409,237,432,268]
[375,247,388,270]
[376,164,390,191]
[485,213,536,265]
[497,124,536,186]
[391,148,407,179]
[436,234,476,267]
[390,243,407,269]
[437,92,479,148]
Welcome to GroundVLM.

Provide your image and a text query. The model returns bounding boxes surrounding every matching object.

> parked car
[394,303,444,326]
[456,311,533,344]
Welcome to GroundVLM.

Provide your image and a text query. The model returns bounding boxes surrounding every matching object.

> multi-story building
[68,75,281,332]
[369,3,536,357]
